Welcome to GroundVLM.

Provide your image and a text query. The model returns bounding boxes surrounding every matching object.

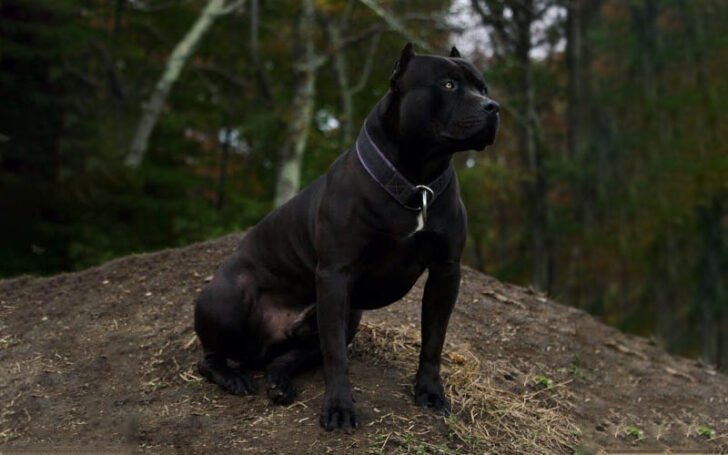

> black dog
[194,43,498,430]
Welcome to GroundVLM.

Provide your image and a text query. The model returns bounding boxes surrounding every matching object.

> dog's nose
[484,100,499,114]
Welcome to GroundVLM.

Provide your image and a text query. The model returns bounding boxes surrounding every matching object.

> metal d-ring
[414,185,434,223]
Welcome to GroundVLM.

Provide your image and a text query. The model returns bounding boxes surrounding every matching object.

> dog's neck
[365,95,455,185]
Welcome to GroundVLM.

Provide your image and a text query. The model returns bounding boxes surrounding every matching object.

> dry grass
[352,322,580,455]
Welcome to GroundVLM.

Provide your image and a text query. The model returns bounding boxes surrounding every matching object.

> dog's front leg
[316,267,358,430]
[415,261,460,415]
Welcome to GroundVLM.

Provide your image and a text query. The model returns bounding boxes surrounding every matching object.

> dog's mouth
[483,120,498,146]
[440,115,498,151]
[470,118,499,151]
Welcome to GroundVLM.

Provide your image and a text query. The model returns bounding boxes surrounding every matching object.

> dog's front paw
[267,378,296,405]
[320,395,359,430]
[414,378,450,416]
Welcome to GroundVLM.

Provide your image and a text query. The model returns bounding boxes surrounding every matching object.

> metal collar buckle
[414,185,434,223]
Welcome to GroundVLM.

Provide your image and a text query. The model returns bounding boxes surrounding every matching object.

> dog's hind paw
[197,358,258,396]
[223,374,258,396]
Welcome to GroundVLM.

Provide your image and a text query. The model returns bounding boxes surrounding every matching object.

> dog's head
[388,43,499,153]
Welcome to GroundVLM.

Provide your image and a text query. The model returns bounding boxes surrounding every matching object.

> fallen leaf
[449,352,467,364]
[664,366,695,382]
[481,290,526,309]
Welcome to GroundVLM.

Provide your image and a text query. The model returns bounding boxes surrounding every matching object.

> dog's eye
[443,80,455,90]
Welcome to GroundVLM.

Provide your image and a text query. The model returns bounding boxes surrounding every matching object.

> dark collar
[355,122,455,212]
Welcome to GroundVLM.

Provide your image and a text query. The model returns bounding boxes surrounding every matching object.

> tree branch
[62,59,103,89]
[218,0,245,16]
[128,0,193,13]
[339,0,356,28]
[249,0,275,102]
[135,21,173,46]
[338,23,388,49]
[471,0,516,50]
[192,62,250,89]
[357,0,433,52]
[351,32,381,94]
[92,41,127,100]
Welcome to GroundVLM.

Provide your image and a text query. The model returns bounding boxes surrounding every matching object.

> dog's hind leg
[265,308,362,405]
[265,340,321,405]
[264,303,320,405]
[194,269,259,395]
[197,350,258,396]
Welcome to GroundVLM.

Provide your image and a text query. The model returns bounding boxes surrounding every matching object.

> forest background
[1,0,726,369]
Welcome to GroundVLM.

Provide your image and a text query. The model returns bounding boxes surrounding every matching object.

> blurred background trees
[1,0,726,368]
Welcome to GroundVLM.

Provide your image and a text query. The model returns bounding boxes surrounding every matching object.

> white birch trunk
[125,0,243,167]
[325,19,354,144]
[273,0,316,207]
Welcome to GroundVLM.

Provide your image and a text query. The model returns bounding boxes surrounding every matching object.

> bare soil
[1,232,726,454]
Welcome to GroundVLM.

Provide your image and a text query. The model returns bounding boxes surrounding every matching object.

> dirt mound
[1,233,726,454]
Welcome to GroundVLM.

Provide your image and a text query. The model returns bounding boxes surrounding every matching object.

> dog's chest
[350,231,442,309]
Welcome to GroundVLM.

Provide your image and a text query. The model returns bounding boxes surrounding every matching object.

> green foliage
[0,0,277,275]
[696,425,716,439]
[624,425,644,439]
[465,0,728,366]
[0,0,451,278]
[533,374,554,388]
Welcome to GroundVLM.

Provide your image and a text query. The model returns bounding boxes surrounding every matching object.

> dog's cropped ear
[450,46,461,58]
[390,42,415,92]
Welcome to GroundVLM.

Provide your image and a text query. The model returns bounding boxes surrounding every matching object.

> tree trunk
[125,0,242,167]
[250,0,274,102]
[565,0,582,162]
[515,1,550,292]
[631,0,666,159]
[565,0,583,250]
[471,0,552,292]
[698,196,727,368]
[563,0,603,305]
[273,0,317,207]
[113,0,126,43]
[216,127,231,211]
[721,307,728,371]
[323,17,354,144]
[653,228,679,348]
